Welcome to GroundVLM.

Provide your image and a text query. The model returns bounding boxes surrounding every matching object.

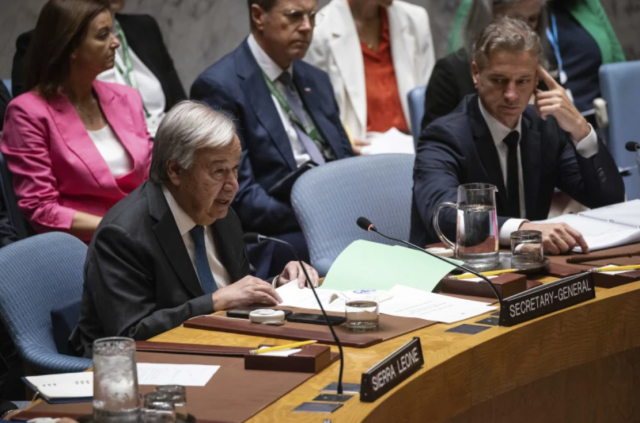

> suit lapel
[49,88,117,192]
[469,98,509,211]
[147,182,204,298]
[237,41,297,171]
[520,116,541,220]
[327,0,366,133]
[294,66,344,159]
[212,211,249,283]
[387,4,414,127]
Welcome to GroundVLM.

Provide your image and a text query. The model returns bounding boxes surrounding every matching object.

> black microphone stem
[265,237,345,395]
[368,229,503,307]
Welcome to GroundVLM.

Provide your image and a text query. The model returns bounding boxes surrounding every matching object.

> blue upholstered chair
[407,86,426,152]
[600,61,640,200]
[291,154,415,276]
[1,79,11,97]
[0,152,33,239]
[0,232,92,374]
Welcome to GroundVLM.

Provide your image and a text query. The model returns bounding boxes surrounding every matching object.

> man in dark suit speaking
[70,101,320,358]
[191,0,353,279]
[411,18,624,254]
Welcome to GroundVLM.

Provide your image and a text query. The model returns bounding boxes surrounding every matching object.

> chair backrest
[291,154,415,275]
[408,86,426,151]
[600,61,640,200]
[0,151,33,239]
[0,232,91,373]
[1,79,11,97]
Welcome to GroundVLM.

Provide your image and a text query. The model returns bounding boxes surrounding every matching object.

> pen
[591,264,640,273]
[250,340,317,355]
[450,269,518,280]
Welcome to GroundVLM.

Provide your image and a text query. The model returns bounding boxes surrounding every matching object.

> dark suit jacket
[410,94,625,247]
[0,82,10,131]
[0,197,18,249]
[11,13,186,108]
[69,181,251,358]
[191,39,353,235]
[421,49,475,132]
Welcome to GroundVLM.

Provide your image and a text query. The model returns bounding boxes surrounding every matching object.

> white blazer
[305,0,436,141]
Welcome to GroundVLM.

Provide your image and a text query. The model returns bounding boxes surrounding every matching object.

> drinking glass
[92,337,140,423]
[156,385,188,421]
[142,392,176,423]
[511,230,544,269]
[433,183,500,270]
[345,300,379,332]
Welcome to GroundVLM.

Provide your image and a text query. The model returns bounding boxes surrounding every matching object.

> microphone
[242,232,345,395]
[356,217,503,311]
[625,141,640,152]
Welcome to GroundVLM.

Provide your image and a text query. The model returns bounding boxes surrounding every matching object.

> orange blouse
[360,8,409,134]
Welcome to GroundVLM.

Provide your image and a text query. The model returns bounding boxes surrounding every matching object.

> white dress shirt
[247,34,312,167]
[162,186,232,289]
[98,23,166,137]
[87,124,133,177]
[477,99,599,245]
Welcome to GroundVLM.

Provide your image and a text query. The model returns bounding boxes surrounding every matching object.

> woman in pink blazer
[1,0,153,242]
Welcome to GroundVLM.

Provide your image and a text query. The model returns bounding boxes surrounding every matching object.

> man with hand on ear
[411,17,624,255]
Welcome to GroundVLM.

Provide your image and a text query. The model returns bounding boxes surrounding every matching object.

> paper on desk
[137,363,219,387]
[276,281,339,309]
[323,240,457,292]
[258,347,302,357]
[361,128,414,155]
[380,285,496,324]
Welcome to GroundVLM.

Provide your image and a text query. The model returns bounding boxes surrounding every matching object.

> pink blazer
[0,81,153,239]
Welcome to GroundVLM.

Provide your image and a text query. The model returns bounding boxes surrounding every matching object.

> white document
[24,372,92,399]
[380,285,496,324]
[362,128,415,155]
[137,363,219,387]
[276,281,339,310]
[258,347,302,357]
[536,213,640,252]
[579,200,640,228]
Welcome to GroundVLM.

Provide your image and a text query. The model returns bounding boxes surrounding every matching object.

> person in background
[0,83,9,131]
[422,0,546,130]
[545,0,625,126]
[305,0,435,153]
[191,0,353,279]
[411,18,624,254]
[70,102,320,358]
[12,0,186,137]
[1,0,153,243]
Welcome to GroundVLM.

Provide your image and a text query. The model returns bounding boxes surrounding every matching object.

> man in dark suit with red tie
[191,0,354,279]
[411,18,624,255]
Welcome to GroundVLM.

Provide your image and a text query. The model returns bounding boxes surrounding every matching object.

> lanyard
[114,21,150,118]
[262,72,322,143]
[546,13,568,85]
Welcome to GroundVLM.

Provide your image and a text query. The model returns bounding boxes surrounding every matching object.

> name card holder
[499,272,595,327]
[360,337,423,403]
[438,273,528,299]
[592,270,640,288]
[244,344,335,373]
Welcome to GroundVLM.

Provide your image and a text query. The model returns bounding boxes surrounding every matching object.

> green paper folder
[322,240,457,292]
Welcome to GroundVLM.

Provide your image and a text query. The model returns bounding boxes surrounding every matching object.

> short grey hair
[473,17,543,70]
[150,101,237,183]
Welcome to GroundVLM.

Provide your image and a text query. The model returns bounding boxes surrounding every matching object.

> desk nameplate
[360,337,423,403]
[500,272,595,327]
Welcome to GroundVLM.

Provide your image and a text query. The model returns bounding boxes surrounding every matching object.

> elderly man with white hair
[70,101,320,358]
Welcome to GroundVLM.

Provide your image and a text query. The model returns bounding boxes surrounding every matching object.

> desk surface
[151,275,640,423]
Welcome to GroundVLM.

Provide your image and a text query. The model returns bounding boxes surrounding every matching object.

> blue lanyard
[546,13,566,83]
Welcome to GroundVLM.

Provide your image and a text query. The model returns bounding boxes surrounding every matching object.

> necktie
[189,225,217,294]
[277,72,326,165]
[503,131,521,218]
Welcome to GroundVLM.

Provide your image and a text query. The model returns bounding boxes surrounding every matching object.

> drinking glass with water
[433,183,500,270]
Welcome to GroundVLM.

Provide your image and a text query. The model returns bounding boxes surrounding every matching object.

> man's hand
[519,221,589,255]
[352,139,370,156]
[278,261,321,289]
[535,65,591,143]
[212,276,282,310]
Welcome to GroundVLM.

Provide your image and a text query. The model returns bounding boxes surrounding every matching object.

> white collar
[478,98,522,146]
[162,185,197,236]
[247,34,293,82]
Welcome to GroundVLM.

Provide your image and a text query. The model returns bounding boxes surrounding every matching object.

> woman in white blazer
[305,0,435,152]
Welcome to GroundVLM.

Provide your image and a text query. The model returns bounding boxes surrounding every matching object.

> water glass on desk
[511,230,544,269]
[156,385,188,421]
[93,337,140,423]
[143,392,176,423]
[345,301,379,331]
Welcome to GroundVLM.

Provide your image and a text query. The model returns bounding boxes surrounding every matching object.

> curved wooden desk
[150,280,640,423]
